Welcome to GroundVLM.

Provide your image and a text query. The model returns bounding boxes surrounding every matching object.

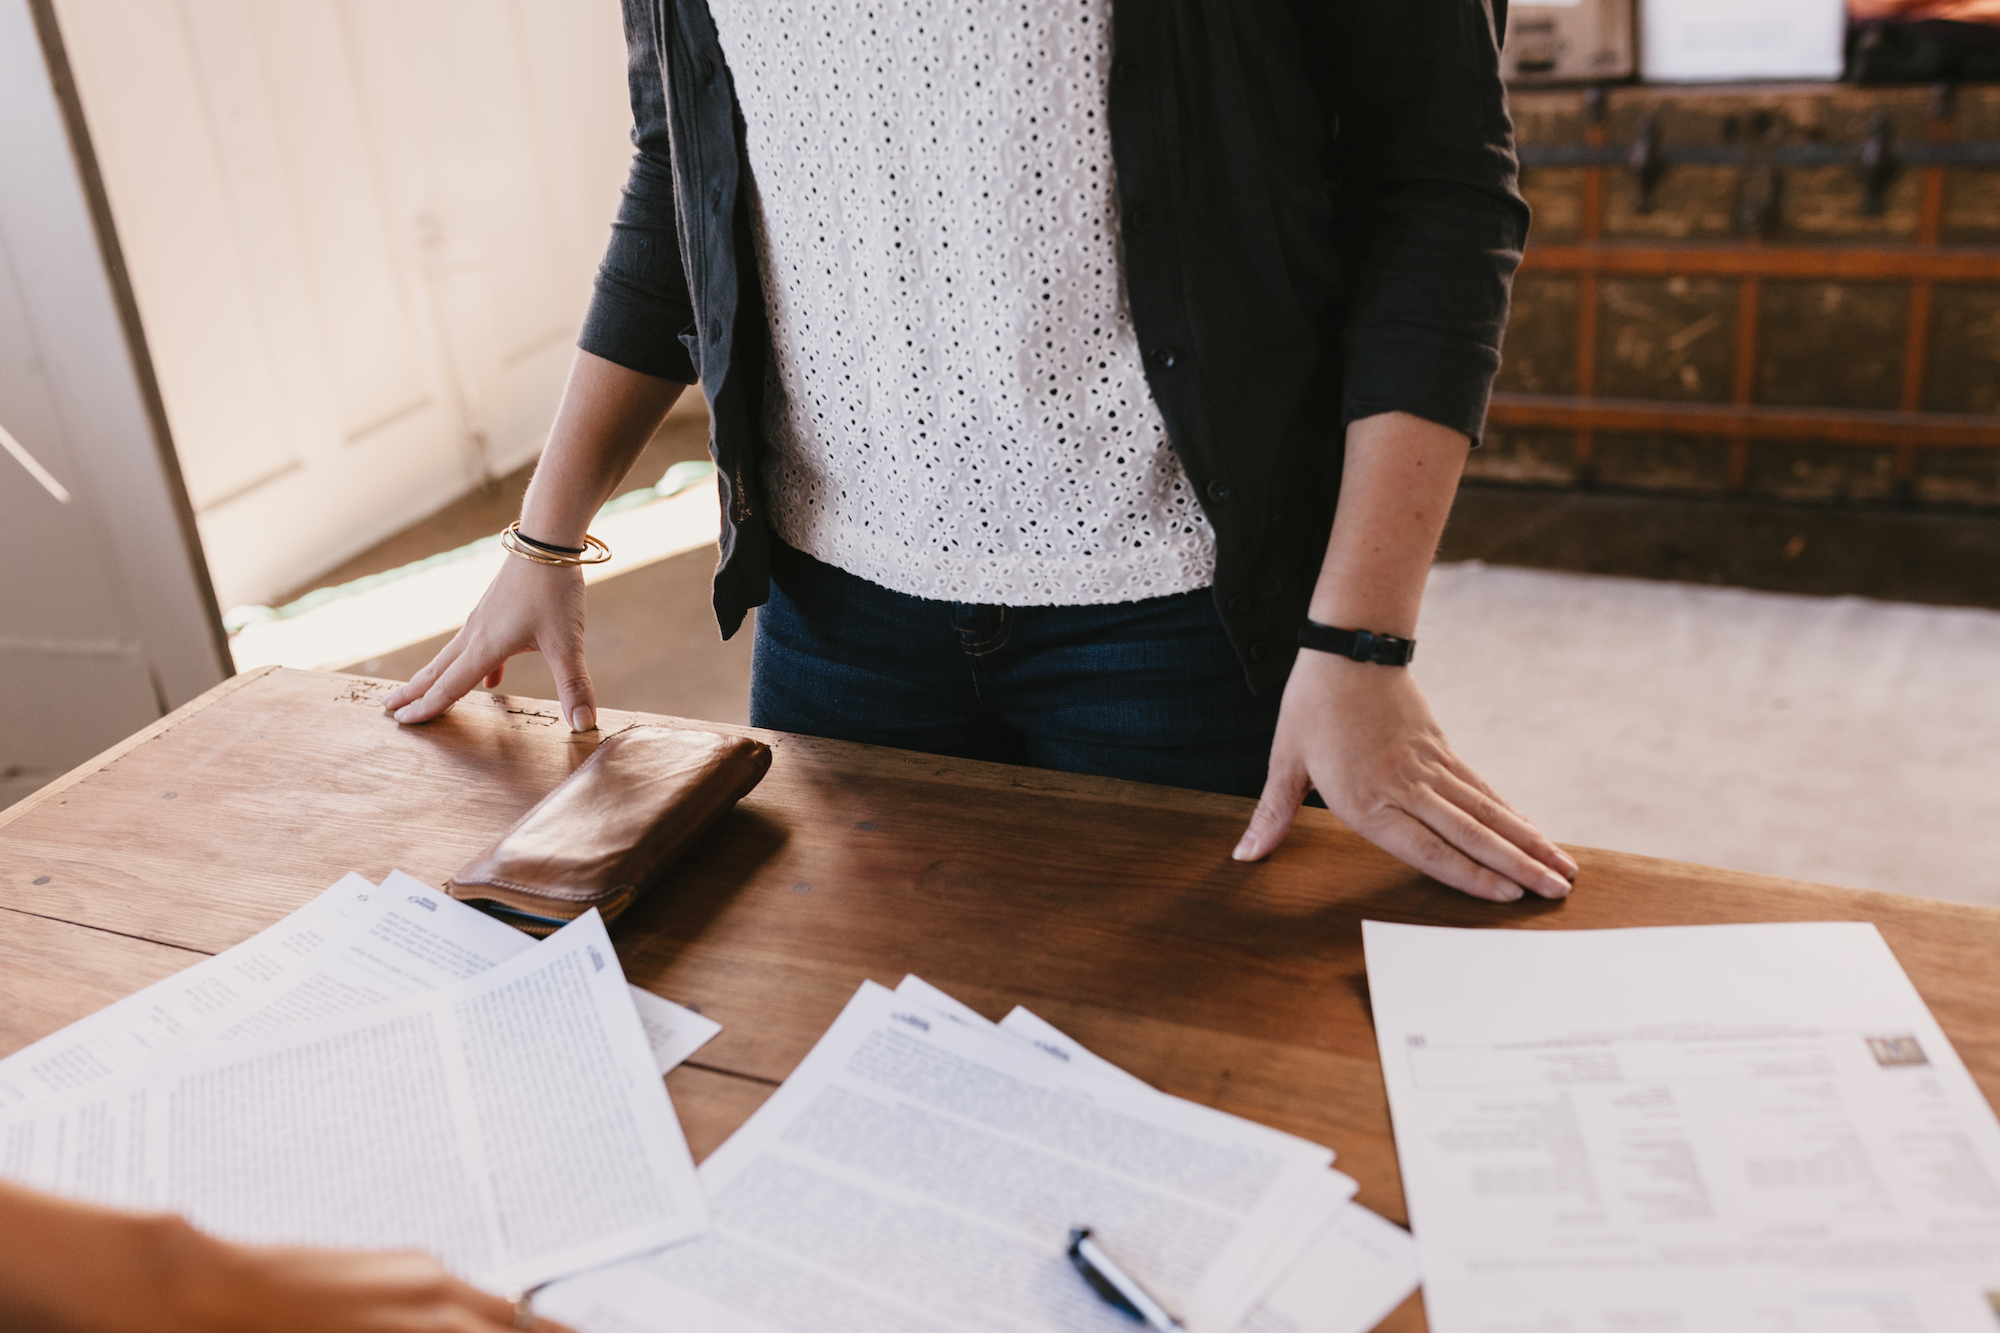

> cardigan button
[1131,206,1158,231]
[1114,59,1143,81]
[702,58,717,87]
[1228,594,1256,616]
[1150,345,1178,369]
[1248,642,1270,664]
[1206,480,1232,502]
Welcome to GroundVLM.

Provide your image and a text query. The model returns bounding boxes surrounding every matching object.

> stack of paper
[1366,920,2000,1332]
[539,975,1419,1333]
[0,872,720,1111]
[0,872,719,1296]
[3,876,1417,1327]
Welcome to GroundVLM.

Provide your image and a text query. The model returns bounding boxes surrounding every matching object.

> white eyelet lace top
[708,0,1216,606]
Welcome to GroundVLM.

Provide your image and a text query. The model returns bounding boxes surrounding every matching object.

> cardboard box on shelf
[1505,0,1637,85]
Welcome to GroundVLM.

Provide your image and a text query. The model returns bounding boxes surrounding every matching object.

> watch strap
[1296,619,1416,666]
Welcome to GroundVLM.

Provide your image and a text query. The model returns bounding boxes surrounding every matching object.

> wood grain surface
[6,666,1999,1333]
[0,908,208,1056]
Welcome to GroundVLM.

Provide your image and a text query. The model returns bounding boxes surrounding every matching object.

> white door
[0,0,230,808]
[51,0,635,611]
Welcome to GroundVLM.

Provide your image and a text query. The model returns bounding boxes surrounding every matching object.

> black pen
[1068,1227,1187,1331]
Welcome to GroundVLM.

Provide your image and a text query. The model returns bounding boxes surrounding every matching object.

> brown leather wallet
[448,725,771,936]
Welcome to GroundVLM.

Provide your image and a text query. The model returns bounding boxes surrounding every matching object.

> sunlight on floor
[228,481,721,673]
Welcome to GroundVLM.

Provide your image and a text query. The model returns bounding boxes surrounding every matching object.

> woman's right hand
[379,556,598,733]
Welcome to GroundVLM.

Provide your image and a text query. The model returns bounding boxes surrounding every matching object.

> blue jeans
[750,541,1281,797]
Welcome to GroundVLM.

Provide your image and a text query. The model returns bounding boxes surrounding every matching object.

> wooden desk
[6,666,1999,1331]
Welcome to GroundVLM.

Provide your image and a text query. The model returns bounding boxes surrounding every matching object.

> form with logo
[1365,921,2000,1333]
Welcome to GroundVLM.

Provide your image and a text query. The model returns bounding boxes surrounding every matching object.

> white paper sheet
[542,979,1339,1333]
[1365,920,2000,1332]
[201,869,537,1040]
[900,980,1367,1322]
[989,1001,1417,1333]
[1235,1205,1424,1333]
[0,911,705,1294]
[201,871,719,1077]
[627,984,723,1074]
[892,974,998,1032]
[0,871,719,1105]
[980,1000,1361,1321]
[0,873,380,1108]
[341,873,720,1076]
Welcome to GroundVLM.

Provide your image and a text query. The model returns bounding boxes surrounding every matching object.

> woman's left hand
[1231,648,1576,902]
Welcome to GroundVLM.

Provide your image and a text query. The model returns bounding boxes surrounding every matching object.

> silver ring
[512,1295,535,1329]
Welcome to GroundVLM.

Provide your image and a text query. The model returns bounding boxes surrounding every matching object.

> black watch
[1296,619,1416,666]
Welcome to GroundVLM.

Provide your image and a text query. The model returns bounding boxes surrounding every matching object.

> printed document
[541,979,1339,1333]
[1365,920,2000,1332]
[0,911,705,1293]
[988,1002,1418,1333]
[893,978,1390,1329]
[0,871,717,1108]
[0,873,378,1108]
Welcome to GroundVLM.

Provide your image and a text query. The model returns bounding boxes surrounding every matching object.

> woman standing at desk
[385,0,1580,905]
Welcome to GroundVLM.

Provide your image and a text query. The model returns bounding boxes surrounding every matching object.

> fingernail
[570,706,595,733]
[1557,851,1580,878]
[393,706,417,724]
[1542,871,1572,899]
[1497,884,1524,902]
[1232,835,1256,862]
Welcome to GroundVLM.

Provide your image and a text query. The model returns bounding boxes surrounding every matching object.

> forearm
[1242,410,1572,898]
[0,1180,214,1333]
[1307,410,1469,637]
[518,349,686,547]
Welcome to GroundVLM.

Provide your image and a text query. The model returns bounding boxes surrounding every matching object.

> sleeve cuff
[1341,337,1499,446]
[579,282,699,385]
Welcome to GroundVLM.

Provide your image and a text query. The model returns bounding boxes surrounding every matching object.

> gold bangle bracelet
[500,522,612,566]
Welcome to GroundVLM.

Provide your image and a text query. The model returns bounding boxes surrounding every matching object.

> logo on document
[407,895,437,912]
[891,1011,931,1033]
[587,945,606,973]
[1865,1035,1928,1068]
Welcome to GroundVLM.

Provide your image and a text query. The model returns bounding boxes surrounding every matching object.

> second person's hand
[379,556,597,733]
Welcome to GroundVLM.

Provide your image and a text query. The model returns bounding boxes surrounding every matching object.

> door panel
[0,240,131,648]
[1,0,229,806]
[241,0,434,444]
[54,0,634,609]
[52,0,299,518]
